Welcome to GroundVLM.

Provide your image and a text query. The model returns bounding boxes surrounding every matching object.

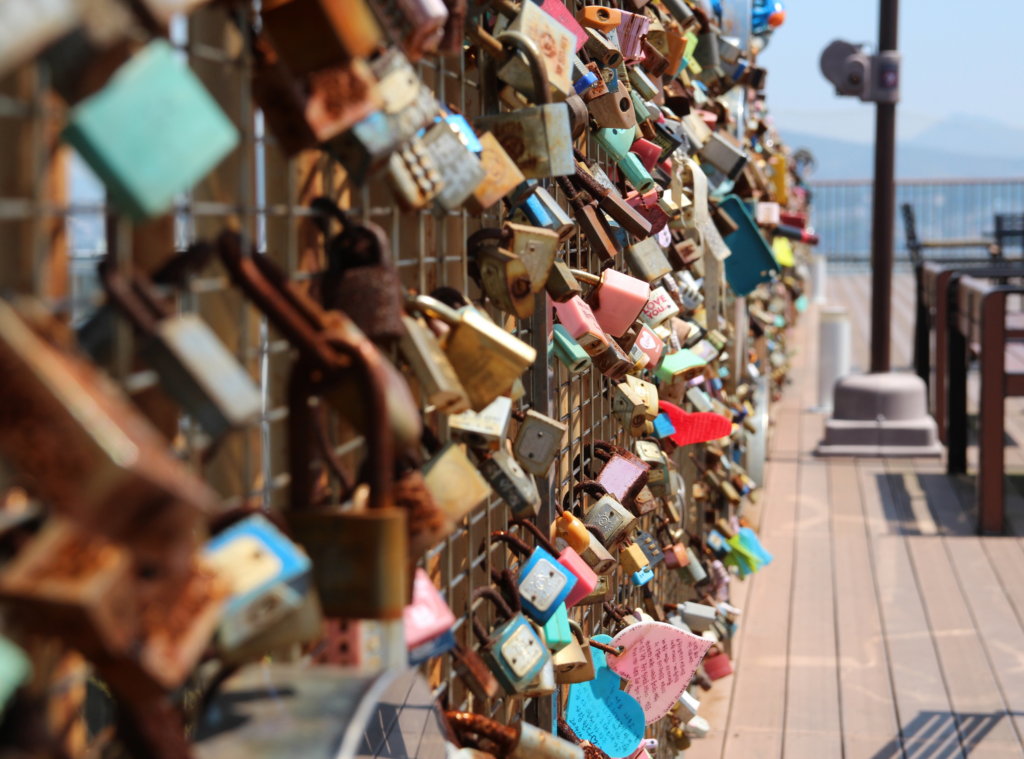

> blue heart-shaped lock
[566,633,645,758]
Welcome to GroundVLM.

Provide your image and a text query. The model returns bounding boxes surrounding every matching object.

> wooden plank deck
[684,274,1024,759]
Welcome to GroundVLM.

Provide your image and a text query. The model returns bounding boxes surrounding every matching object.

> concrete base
[816,373,942,457]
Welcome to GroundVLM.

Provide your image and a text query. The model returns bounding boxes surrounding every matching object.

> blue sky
[758,0,1024,142]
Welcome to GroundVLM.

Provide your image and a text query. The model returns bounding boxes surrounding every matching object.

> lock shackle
[496,31,551,106]
[405,293,461,327]
[467,227,510,257]
[569,268,602,287]
[510,518,560,558]
[491,566,522,613]
[572,163,609,200]
[485,530,534,559]
[471,585,516,645]
[445,712,518,753]
[573,479,610,500]
[97,260,168,336]
[310,195,351,238]
[555,176,586,214]
[567,619,586,643]
[312,196,395,273]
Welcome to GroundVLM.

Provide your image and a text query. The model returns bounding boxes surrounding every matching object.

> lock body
[583,495,637,546]
[288,507,409,619]
[576,573,613,605]
[517,547,577,624]
[477,246,535,319]
[423,443,493,525]
[641,286,681,328]
[553,296,609,357]
[449,396,512,451]
[584,270,650,338]
[453,643,503,702]
[631,565,655,586]
[554,620,595,683]
[546,261,584,303]
[399,315,471,414]
[618,543,650,576]
[541,602,573,653]
[261,0,382,75]
[624,237,673,283]
[513,409,568,477]
[613,382,647,437]
[468,131,527,215]
[557,547,599,606]
[422,120,487,211]
[552,325,592,374]
[479,450,541,519]
[475,105,574,180]
[481,613,549,695]
[634,530,666,568]
[444,309,537,411]
[504,223,559,293]
[596,453,650,508]
[633,440,669,496]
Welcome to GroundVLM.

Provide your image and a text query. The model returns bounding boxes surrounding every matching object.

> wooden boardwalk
[686,275,1024,759]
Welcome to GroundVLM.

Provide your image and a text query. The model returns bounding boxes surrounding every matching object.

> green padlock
[594,127,635,161]
[62,40,239,220]
[541,602,573,654]
[655,348,707,383]
[617,152,655,193]
[552,324,593,374]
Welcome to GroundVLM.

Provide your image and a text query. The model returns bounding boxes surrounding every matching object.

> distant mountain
[779,130,1024,181]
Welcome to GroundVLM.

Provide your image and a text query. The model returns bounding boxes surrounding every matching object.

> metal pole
[870,0,899,372]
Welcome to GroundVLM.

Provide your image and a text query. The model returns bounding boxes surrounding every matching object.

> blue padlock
[652,413,677,439]
[472,587,550,696]
[518,546,578,624]
[631,566,655,587]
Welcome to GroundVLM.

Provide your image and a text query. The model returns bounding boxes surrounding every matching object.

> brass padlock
[619,542,650,576]
[545,260,584,303]
[449,396,512,451]
[475,245,535,319]
[613,381,648,438]
[398,314,471,414]
[423,442,493,526]
[406,295,536,411]
[625,374,660,421]
[624,236,674,282]
[467,131,527,215]
[474,32,574,180]
[503,222,560,293]
[478,450,541,519]
[553,621,595,683]
[583,28,623,67]
[575,573,613,605]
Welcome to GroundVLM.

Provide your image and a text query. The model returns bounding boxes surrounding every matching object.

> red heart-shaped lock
[659,401,732,447]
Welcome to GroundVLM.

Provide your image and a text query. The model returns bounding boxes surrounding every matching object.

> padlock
[700,132,748,180]
[641,285,681,328]
[577,6,621,33]
[368,0,449,61]
[221,585,324,667]
[404,567,457,652]
[625,375,660,421]
[261,0,382,75]
[552,324,592,374]
[203,514,312,652]
[553,513,617,576]
[577,481,637,547]
[313,197,407,345]
[398,315,471,414]
[624,237,674,283]
[497,1,575,100]
[513,519,598,608]
[518,635,558,698]
[512,409,568,477]
[618,542,650,577]
[471,586,550,695]
[592,337,634,381]
[312,616,406,669]
[576,574,613,606]
[0,518,139,661]
[512,186,576,242]
[474,245,535,319]
[421,119,487,211]
[99,262,262,441]
[0,297,215,577]
[423,442,493,526]
[617,152,656,193]
[406,295,536,411]
[502,222,560,293]
[539,603,573,654]
[632,485,660,516]
[553,620,595,683]
[63,39,240,220]
[588,81,636,130]
[468,131,527,215]
[594,440,651,509]
[572,162,653,239]
[571,268,650,338]
[553,296,609,358]
[555,176,618,262]
[546,260,584,303]
[475,32,574,180]
[452,641,503,702]
[682,547,709,584]
[613,381,648,438]
[490,531,577,624]
[583,28,622,67]
[479,450,541,519]
[449,396,512,451]
[633,440,669,496]
[386,135,445,210]
[634,530,666,568]
[627,66,659,101]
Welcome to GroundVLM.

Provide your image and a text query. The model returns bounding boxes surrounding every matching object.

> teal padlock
[541,602,573,653]
[630,90,651,123]
[62,40,239,220]
[655,348,706,383]
[616,152,655,193]
[594,127,635,161]
[553,325,592,373]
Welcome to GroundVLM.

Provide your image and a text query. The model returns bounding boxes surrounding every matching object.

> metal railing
[809,178,1024,269]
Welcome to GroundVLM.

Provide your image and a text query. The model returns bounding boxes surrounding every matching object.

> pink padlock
[570,268,650,338]
[513,519,598,608]
[553,295,609,356]
[404,567,457,649]
[635,324,665,368]
[616,11,651,61]
[630,138,662,171]
[594,439,650,509]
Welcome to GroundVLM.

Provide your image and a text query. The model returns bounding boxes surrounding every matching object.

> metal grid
[0,0,724,745]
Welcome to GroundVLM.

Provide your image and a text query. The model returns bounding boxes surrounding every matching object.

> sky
[757,0,1024,143]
